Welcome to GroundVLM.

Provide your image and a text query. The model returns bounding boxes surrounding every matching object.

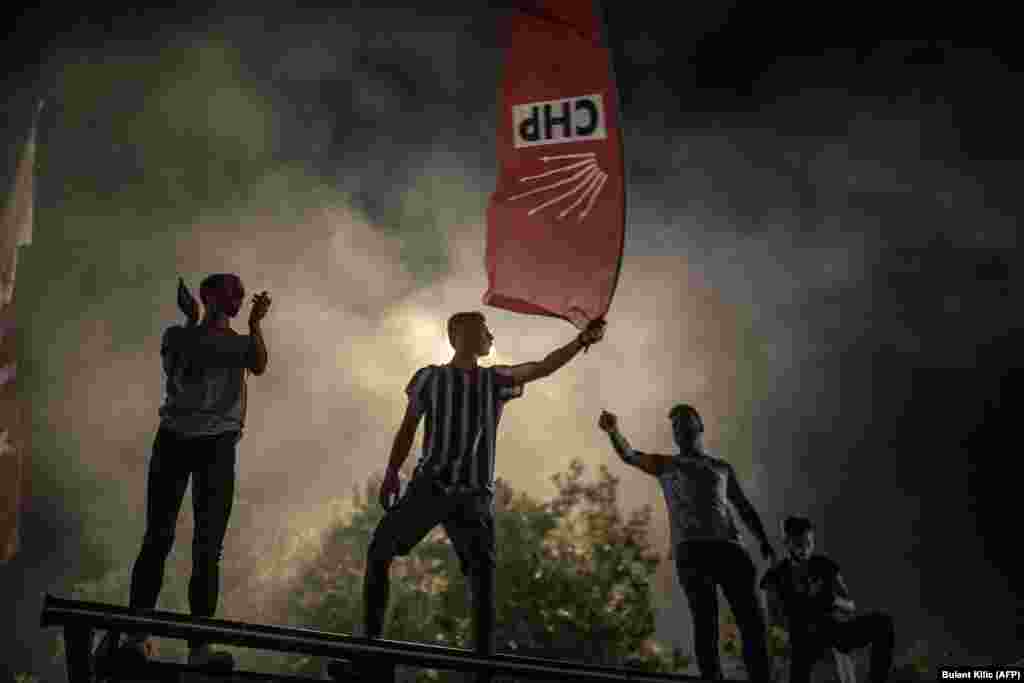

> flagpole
[595,0,627,321]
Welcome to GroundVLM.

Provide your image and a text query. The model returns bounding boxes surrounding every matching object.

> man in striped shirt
[359,311,605,682]
[599,404,774,682]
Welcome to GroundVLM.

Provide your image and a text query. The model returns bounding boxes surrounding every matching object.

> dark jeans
[675,540,771,682]
[364,476,495,680]
[128,427,239,648]
[790,612,895,683]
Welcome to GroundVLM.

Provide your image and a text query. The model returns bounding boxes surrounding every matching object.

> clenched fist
[248,291,272,328]
[598,410,618,433]
[579,319,607,346]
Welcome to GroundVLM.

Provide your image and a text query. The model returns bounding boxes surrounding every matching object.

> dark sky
[3,1,1022,679]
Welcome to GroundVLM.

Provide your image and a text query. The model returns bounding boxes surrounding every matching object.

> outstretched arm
[598,411,669,476]
[726,465,774,558]
[498,320,606,385]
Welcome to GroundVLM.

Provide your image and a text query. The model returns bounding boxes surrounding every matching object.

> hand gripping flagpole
[578,317,606,354]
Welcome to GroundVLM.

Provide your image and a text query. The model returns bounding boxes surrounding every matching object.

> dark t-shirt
[760,555,843,631]
[158,325,250,436]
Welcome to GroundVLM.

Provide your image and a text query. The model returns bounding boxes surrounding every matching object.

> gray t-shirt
[657,451,741,548]
[158,325,250,436]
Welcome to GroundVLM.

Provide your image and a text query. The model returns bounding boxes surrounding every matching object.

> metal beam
[41,594,704,682]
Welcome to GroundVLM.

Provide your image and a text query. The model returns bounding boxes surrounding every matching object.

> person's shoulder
[699,451,732,471]
[407,365,437,384]
[162,324,188,346]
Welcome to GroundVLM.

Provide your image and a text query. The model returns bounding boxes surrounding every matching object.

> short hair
[668,404,703,431]
[447,311,485,347]
[782,515,815,538]
[199,273,241,305]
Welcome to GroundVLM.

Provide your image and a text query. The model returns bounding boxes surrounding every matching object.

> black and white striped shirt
[406,364,524,494]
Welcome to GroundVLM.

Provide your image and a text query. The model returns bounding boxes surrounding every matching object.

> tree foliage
[276,458,685,680]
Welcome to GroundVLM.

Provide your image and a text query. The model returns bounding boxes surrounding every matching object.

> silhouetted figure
[351,312,605,683]
[95,274,270,673]
[599,405,774,682]
[760,516,895,683]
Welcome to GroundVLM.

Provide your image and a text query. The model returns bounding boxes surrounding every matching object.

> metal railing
[40,594,704,682]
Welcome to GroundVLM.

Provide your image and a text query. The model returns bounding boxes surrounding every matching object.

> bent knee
[192,544,225,565]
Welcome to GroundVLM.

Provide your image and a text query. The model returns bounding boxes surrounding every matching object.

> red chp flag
[484,0,625,329]
[1,100,41,563]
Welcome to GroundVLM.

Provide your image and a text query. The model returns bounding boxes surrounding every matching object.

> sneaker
[114,635,152,673]
[188,644,235,672]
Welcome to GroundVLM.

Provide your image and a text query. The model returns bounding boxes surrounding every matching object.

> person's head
[782,515,815,561]
[669,403,704,452]
[447,311,493,357]
[199,273,245,318]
